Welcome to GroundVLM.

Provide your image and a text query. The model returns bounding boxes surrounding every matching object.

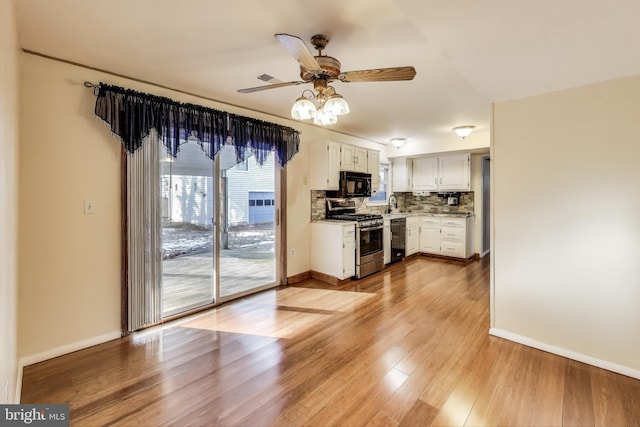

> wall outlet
[290,248,296,257]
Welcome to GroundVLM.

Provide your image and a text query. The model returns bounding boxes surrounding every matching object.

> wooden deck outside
[162,246,275,317]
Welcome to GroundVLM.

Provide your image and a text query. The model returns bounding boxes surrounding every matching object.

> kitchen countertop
[382,211,474,219]
[312,219,358,224]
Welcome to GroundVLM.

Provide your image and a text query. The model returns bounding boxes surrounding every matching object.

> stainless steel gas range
[326,199,385,279]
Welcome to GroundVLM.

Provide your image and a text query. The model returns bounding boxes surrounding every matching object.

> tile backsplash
[311,190,474,221]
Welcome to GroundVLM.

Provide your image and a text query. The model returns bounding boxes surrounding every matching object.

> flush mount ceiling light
[290,85,349,126]
[390,138,407,148]
[453,125,476,139]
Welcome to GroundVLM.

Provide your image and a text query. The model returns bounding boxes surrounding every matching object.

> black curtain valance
[93,83,300,167]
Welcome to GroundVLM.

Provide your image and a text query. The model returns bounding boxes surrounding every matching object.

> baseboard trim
[14,365,22,404]
[287,271,311,285]
[310,271,351,286]
[419,253,475,264]
[489,328,640,380]
[16,330,123,402]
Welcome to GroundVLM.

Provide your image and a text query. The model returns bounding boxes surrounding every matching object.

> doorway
[482,155,490,256]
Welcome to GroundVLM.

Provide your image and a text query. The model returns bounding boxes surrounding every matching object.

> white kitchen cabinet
[368,149,380,191]
[310,141,380,191]
[310,140,341,190]
[439,154,471,191]
[311,222,356,280]
[340,144,355,171]
[418,216,441,253]
[411,153,471,192]
[340,145,367,173]
[418,215,474,259]
[342,230,356,278]
[412,157,439,191]
[439,217,472,258]
[391,158,413,192]
[405,216,420,256]
[383,218,391,264]
[354,146,368,173]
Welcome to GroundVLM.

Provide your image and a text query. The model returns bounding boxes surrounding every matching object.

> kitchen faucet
[386,194,398,214]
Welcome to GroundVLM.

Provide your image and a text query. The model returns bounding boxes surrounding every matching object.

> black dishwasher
[390,217,406,263]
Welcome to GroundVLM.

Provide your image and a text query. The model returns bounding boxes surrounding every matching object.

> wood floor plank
[529,350,566,426]
[398,398,440,427]
[20,256,640,427]
[591,367,628,427]
[563,359,596,426]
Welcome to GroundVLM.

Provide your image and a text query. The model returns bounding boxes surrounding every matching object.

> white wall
[18,55,123,363]
[0,0,19,403]
[492,75,640,376]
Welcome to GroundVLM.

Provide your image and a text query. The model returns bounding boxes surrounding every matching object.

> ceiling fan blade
[237,80,307,94]
[339,66,417,83]
[274,33,322,72]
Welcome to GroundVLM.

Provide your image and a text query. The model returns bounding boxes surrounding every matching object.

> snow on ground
[162,222,274,259]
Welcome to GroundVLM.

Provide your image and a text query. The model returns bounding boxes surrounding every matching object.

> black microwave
[328,171,372,198]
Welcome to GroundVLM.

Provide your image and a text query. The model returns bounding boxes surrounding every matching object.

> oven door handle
[359,225,384,232]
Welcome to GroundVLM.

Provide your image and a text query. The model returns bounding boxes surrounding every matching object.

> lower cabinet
[311,222,356,280]
[419,215,474,259]
[418,216,441,253]
[405,216,420,256]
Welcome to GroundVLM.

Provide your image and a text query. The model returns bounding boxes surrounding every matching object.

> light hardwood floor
[21,256,640,426]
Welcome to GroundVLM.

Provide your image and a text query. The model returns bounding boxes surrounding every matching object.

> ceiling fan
[237,33,417,125]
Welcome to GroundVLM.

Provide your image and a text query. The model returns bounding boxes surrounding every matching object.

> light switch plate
[84,199,96,214]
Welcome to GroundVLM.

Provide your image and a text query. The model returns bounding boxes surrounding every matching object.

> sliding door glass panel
[218,145,276,298]
[161,142,215,317]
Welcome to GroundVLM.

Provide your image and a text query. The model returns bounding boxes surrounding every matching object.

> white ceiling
[16,0,640,147]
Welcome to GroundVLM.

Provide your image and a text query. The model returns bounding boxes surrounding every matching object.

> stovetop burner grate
[328,213,383,221]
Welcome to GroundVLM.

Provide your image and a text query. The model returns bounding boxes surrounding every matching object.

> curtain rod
[84,81,100,95]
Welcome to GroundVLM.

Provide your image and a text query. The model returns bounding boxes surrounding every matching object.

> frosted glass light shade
[291,97,316,120]
[453,125,475,139]
[324,95,350,116]
[390,138,406,148]
[313,107,337,126]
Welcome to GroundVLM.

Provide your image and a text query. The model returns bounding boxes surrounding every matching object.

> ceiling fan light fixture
[324,93,350,116]
[453,125,475,139]
[313,107,337,126]
[291,96,317,120]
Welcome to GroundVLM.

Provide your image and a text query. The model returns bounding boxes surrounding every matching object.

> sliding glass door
[217,145,277,299]
[161,142,215,317]
[160,141,279,317]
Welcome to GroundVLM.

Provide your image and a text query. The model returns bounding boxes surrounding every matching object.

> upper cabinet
[412,153,470,192]
[310,140,342,190]
[439,154,471,191]
[368,150,380,191]
[310,140,380,190]
[412,157,439,191]
[342,145,368,173]
[391,158,413,192]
